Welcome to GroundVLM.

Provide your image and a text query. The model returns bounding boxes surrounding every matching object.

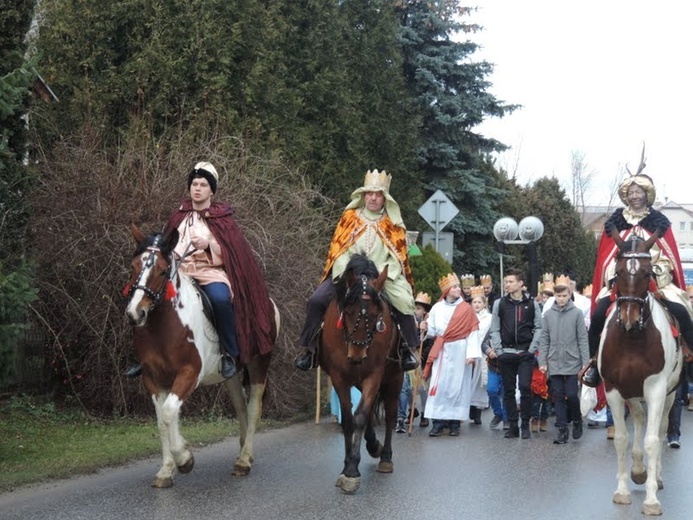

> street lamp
[493,216,544,296]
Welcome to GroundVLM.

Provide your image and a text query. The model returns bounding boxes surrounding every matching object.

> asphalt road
[1,409,691,520]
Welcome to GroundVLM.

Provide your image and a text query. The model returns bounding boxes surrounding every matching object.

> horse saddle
[189,279,216,327]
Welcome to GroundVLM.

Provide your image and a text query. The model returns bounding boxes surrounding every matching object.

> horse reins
[126,235,170,308]
[343,274,386,348]
[614,248,653,329]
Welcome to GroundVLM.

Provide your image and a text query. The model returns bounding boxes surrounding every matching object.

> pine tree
[395,1,517,274]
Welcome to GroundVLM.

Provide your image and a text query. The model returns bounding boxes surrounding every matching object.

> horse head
[611,228,659,332]
[124,224,179,326]
[336,254,389,364]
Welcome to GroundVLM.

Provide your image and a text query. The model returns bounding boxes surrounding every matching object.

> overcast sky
[471,1,693,206]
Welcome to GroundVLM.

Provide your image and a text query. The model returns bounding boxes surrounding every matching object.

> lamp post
[493,216,545,297]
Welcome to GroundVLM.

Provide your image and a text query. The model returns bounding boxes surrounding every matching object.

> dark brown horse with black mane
[598,229,682,515]
[319,254,404,494]
[124,225,280,488]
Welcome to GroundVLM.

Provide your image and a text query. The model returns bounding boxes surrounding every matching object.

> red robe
[166,200,275,362]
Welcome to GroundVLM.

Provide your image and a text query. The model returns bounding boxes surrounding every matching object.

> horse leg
[640,387,671,516]
[628,399,646,485]
[332,382,359,493]
[376,370,402,474]
[607,394,632,505]
[150,392,190,488]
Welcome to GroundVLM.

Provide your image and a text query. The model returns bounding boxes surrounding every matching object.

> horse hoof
[631,470,647,485]
[642,501,662,516]
[232,463,251,476]
[151,476,173,488]
[612,492,632,505]
[177,456,194,474]
[367,441,383,459]
[336,474,360,494]
[376,461,393,473]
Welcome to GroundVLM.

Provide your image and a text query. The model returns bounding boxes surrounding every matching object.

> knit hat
[187,162,219,194]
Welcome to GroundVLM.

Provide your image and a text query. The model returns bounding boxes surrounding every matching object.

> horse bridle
[614,248,653,329]
[126,235,170,309]
[343,274,386,348]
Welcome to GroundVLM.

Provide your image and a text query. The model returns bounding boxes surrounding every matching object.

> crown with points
[480,274,492,287]
[460,274,475,288]
[470,286,485,299]
[582,284,593,297]
[542,272,554,283]
[438,273,460,293]
[554,274,572,289]
[362,169,392,193]
[415,292,432,307]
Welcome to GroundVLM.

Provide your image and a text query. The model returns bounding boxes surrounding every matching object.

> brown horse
[598,230,683,515]
[320,254,404,494]
[124,225,280,488]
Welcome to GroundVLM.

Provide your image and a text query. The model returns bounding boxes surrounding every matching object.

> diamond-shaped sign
[418,190,459,232]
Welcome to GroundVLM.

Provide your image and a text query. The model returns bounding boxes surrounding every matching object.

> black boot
[582,359,601,388]
[429,420,446,437]
[294,349,316,371]
[572,419,583,440]
[221,355,237,378]
[124,363,142,378]
[399,345,419,371]
[504,421,519,438]
[553,427,569,444]
[449,420,461,436]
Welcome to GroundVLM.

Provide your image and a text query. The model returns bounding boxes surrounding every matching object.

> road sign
[422,231,454,264]
[418,190,459,232]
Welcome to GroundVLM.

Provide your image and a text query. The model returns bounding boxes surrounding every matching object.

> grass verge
[0,396,298,492]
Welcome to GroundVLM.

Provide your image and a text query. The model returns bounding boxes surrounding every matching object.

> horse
[598,230,683,515]
[124,224,280,488]
[318,254,404,494]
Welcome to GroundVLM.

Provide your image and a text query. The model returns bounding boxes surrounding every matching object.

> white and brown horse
[598,230,683,515]
[124,225,280,488]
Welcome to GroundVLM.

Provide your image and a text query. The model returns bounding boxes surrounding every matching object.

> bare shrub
[29,121,336,418]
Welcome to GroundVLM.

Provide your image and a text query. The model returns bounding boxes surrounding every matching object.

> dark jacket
[489,292,542,355]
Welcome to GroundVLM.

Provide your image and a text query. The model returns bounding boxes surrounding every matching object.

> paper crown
[554,274,572,289]
[539,281,554,295]
[582,284,593,297]
[362,169,392,193]
[438,273,460,293]
[480,274,492,287]
[470,286,485,299]
[542,272,554,283]
[686,285,693,296]
[415,292,432,307]
[460,274,475,288]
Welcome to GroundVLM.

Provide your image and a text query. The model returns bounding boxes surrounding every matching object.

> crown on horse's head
[554,274,572,290]
[438,273,460,293]
[362,169,392,193]
[470,286,485,299]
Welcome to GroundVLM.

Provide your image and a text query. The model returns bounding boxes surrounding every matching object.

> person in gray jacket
[537,277,590,444]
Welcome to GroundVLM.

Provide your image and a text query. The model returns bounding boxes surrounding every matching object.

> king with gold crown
[295,169,420,371]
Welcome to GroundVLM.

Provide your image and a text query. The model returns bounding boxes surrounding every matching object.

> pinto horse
[320,254,404,494]
[124,225,280,488]
[598,230,683,515]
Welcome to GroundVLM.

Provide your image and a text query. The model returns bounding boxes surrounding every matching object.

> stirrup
[294,349,317,371]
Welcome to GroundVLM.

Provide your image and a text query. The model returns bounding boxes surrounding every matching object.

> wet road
[1,410,691,519]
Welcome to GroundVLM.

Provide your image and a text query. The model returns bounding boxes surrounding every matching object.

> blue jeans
[200,282,239,358]
[487,368,506,420]
[550,374,579,428]
[667,378,687,440]
[398,373,412,419]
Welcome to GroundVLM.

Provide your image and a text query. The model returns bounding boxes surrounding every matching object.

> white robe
[424,298,483,421]
[470,310,491,408]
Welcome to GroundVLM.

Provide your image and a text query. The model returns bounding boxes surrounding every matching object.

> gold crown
[460,274,475,288]
[542,272,554,283]
[438,273,460,293]
[582,284,593,297]
[470,286,485,299]
[415,292,432,306]
[480,274,492,287]
[362,169,392,192]
[554,274,572,289]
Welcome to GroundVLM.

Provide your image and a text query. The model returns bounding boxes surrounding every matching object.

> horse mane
[335,254,381,308]
[132,232,175,258]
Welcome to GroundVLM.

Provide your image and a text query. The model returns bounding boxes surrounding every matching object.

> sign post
[418,190,459,262]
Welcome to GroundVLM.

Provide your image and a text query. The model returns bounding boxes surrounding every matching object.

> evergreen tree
[410,244,453,300]
[0,0,38,385]
[395,1,517,274]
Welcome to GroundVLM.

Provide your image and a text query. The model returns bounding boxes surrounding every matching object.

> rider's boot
[124,363,142,378]
[294,348,317,371]
[581,358,601,388]
[397,315,420,371]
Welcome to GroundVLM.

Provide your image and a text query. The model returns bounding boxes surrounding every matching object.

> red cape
[166,200,275,362]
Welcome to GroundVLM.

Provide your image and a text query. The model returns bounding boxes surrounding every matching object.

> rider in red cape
[583,162,693,386]
[165,199,275,363]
